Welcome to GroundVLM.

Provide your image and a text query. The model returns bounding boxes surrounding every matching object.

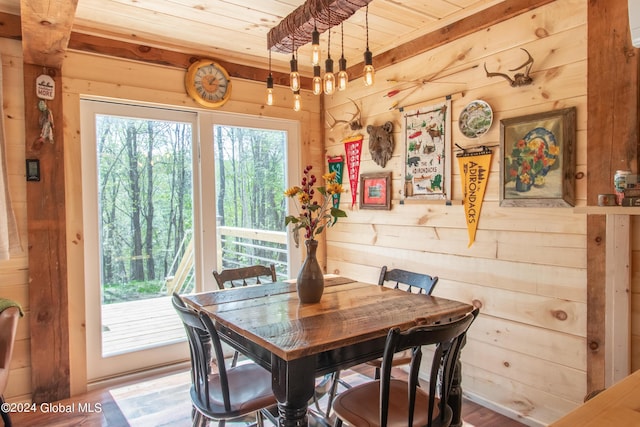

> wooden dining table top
[549,368,640,427]
[183,275,474,362]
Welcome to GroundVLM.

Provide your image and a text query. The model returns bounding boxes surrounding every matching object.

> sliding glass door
[81,100,198,381]
[81,100,300,382]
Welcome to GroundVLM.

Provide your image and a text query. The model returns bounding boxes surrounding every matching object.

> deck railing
[165,226,289,294]
[217,226,288,279]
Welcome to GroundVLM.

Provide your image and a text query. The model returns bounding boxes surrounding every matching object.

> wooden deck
[101,295,185,356]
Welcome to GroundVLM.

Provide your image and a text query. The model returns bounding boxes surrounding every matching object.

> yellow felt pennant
[458,150,492,247]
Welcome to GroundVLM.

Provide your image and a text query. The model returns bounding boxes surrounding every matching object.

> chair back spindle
[213,264,277,289]
[378,265,439,295]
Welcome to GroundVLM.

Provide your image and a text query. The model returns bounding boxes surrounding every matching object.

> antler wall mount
[484,48,534,87]
[326,98,362,131]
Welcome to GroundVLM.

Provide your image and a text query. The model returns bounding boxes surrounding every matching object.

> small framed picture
[360,172,391,210]
[499,107,577,207]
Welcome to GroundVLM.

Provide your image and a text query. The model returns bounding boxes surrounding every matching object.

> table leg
[448,359,463,427]
[272,355,316,427]
[449,332,468,427]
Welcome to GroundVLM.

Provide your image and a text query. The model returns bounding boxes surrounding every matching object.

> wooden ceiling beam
[67,32,312,89]
[19,0,78,68]
[0,11,22,40]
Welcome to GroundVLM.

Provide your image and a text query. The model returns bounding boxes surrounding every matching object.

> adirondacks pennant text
[457,147,492,247]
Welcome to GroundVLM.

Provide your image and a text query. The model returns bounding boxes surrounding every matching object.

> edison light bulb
[324,58,335,95]
[293,91,301,111]
[312,66,322,95]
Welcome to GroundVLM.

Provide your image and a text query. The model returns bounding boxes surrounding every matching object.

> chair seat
[331,378,452,427]
[193,363,277,418]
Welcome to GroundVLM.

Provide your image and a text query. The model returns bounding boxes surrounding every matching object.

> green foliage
[97,114,194,296]
[97,115,290,300]
[102,280,164,304]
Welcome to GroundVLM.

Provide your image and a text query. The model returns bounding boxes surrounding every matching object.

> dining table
[549,367,640,427]
[183,275,475,427]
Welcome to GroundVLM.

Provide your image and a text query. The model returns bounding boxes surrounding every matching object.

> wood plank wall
[324,0,589,424]
[0,38,30,403]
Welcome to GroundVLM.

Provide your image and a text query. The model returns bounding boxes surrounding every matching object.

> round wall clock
[185,59,232,108]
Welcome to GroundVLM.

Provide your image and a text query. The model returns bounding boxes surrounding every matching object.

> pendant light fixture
[323,8,336,95]
[363,5,375,86]
[312,65,322,95]
[337,22,348,91]
[293,90,301,111]
[290,35,300,92]
[311,20,321,66]
[266,49,274,105]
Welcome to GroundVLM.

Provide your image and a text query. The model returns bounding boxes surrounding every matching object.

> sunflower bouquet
[284,165,346,247]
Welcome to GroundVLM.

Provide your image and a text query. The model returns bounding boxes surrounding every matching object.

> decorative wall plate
[459,100,493,138]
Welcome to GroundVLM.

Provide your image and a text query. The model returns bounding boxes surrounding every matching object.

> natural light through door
[81,100,197,381]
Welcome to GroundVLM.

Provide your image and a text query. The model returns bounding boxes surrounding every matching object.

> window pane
[213,125,288,279]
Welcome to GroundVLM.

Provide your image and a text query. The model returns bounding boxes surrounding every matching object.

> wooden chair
[213,264,277,289]
[212,264,277,366]
[367,265,440,378]
[331,307,479,427]
[0,306,21,427]
[324,266,440,418]
[378,265,439,295]
[172,293,277,427]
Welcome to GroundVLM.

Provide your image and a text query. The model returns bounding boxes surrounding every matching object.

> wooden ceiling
[3,0,508,75]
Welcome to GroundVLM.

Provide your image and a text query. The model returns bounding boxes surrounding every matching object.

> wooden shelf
[573,206,640,215]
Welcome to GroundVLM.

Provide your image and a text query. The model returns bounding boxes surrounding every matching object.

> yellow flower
[323,172,337,181]
[284,186,301,197]
[326,183,344,195]
[298,192,310,204]
[284,165,347,247]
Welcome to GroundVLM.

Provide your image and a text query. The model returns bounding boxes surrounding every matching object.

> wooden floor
[9,365,527,427]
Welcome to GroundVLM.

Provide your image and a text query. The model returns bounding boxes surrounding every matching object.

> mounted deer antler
[484,48,534,87]
[326,98,362,131]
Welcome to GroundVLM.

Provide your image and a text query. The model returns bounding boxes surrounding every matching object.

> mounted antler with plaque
[484,48,534,87]
[326,98,363,132]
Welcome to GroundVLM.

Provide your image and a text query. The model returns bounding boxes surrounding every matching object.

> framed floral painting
[499,107,576,207]
[360,172,391,210]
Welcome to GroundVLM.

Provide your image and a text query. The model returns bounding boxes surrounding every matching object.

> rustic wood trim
[19,0,78,68]
[345,0,555,80]
[0,11,21,40]
[605,214,631,386]
[23,63,70,402]
[587,0,639,394]
[67,32,312,89]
